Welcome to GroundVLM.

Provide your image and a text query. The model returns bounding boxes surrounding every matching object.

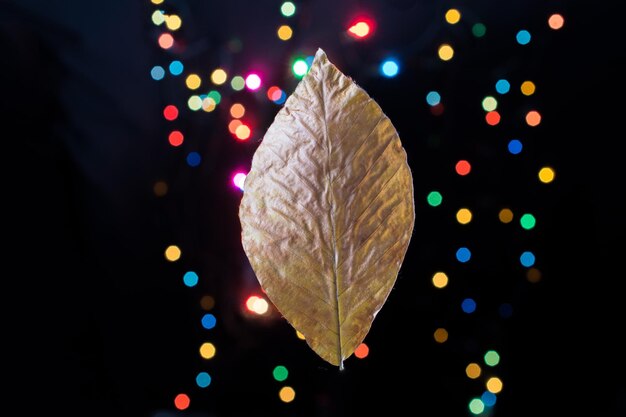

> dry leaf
[239,48,415,369]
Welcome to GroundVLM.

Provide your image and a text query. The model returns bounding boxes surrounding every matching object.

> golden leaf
[239,48,415,369]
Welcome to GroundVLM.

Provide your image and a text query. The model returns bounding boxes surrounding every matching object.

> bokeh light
[232,172,247,191]
[354,343,369,359]
[273,365,289,382]
[211,68,228,85]
[201,313,217,330]
[277,25,293,41]
[461,298,477,313]
[456,208,473,225]
[245,73,262,90]
[183,271,199,287]
[484,350,500,366]
[434,328,449,343]
[196,372,211,388]
[174,393,190,410]
[456,247,471,263]
[200,342,216,359]
[520,251,536,267]
[520,213,536,230]
[455,160,471,175]
[508,139,523,154]
[438,43,454,61]
[539,166,556,183]
[516,29,531,45]
[445,8,461,24]
[486,377,503,393]
[427,191,443,207]
[380,59,399,77]
[548,13,565,30]
[466,363,482,379]
[165,245,181,262]
[432,271,449,288]
[279,386,296,403]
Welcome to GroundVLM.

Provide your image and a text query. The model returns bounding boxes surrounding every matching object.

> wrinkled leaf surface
[239,48,415,368]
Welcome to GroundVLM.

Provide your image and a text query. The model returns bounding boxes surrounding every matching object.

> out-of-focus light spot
[151,10,165,25]
[273,365,289,381]
[469,398,485,415]
[292,59,309,78]
[456,247,471,263]
[472,23,486,37]
[228,119,243,134]
[165,245,181,261]
[279,386,296,403]
[484,350,500,366]
[245,73,262,90]
[482,391,497,407]
[169,60,183,75]
[202,97,216,112]
[186,74,201,90]
[438,44,454,61]
[539,166,555,183]
[281,1,296,17]
[520,251,536,267]
[445,8,461,24]
[296,330,305,340]
[235,124,251,141]
[527,267,542,283]
[434,328,448,343]
[201,313,217,330]
[277,25,293,41]
[461,298,476,313]
[520,213,536,230]
[158,33,174,49]
[165,14,182,31]
[211,68,227,85]
[499,303,513,318]
[246,295,269,315]
[516,29,531,45]
[267,86,283,102]
[187,152,201,167]
[426,91,441,106]
[174,393,190,410]
[151,65,165,80]
[466,363,481,379]
[229,75,245,91]
[521,80,536,96]
[354,343,369,359]
[456,208,472,225]
[168,130,184,147]
[495,79,510,94]
[427,191,443,207]
[200,295,215,310]
[508,139,522,154]
[200,342,216,359]
[206,90,221,105]
[230,103,245,119]
[163,105,178,121]
[196,371,211,388]
[187,95,202,111]
[455,160,471,175]
[482,96,498,111]
[232,172,247,191]
[486,377,503,393]
[183,271,198,287]
[151,0,164,4]
[499,208,514,223]
[153,181,168,197]
[347,20,372,39]
[432,271,449,288]
[486,111,501,126]
[430,103,444,116]
[548,13,565,30]
[520,81,537,96]
[380,59,399,77]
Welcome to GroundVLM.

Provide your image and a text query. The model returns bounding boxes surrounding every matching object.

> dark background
[3,0,624,416]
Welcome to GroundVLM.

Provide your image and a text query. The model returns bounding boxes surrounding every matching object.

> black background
[3,1,624,416]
